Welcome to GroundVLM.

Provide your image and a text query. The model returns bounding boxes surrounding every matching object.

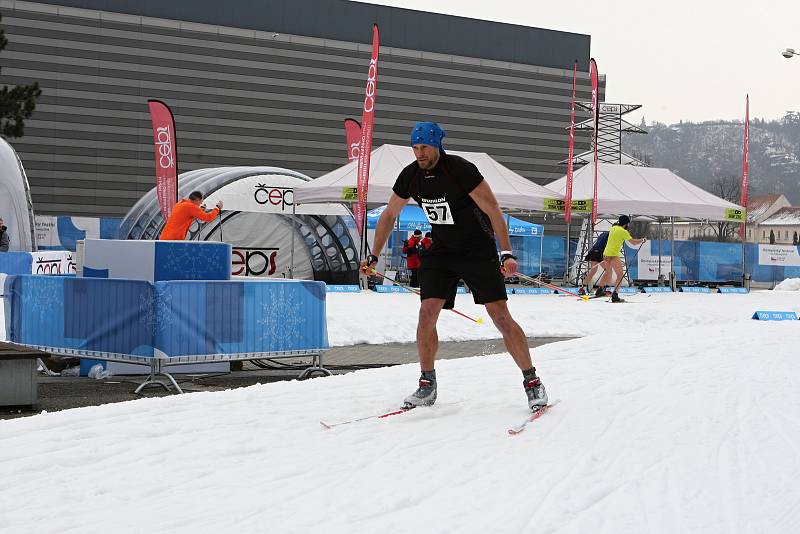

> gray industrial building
[0,0,601,217]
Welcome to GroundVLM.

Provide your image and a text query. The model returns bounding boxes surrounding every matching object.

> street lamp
[782,48,798,58]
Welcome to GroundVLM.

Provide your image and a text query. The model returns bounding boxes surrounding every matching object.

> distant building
[668,194,794,243]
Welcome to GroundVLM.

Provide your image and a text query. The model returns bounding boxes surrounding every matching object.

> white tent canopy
[546,163,745,221]
[0,138,36,251]
[293,144,561,212]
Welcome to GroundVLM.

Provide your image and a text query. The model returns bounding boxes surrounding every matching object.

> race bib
[421,201,454,225]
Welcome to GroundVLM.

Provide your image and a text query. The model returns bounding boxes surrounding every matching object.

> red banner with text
[565,61,578,225]
[354,25,380,246]
[147,99,178,219]
[589,58,599,226]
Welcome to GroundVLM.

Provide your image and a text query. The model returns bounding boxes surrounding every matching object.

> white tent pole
[289,202,295,279]
[670,216,676,290]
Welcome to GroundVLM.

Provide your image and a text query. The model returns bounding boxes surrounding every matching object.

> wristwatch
[500,251,517,265]
[366,254,379,265]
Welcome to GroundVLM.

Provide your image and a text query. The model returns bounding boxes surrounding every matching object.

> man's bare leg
[484,300,532,370]
[417,298,446,371]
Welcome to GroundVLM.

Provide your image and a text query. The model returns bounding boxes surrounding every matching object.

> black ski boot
[611,291,625,303]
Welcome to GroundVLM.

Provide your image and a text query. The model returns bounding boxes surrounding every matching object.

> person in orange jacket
[159,191,223,240]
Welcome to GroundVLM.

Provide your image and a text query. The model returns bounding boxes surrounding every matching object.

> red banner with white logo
[589,58,599,226]
[344,118,362,163]
[740,95,749,238]
[565,61,577,225]
[147,99,178,219]
[354,24,379,245]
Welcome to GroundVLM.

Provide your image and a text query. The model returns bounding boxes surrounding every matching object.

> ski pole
[218,210,224,242]
[367,268,484,325]
[515,272,589,301]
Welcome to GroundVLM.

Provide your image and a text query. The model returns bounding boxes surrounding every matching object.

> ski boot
[594,286,606,298]
[524,376,548,411]
[404,372,437,407]
[611,291,625,303]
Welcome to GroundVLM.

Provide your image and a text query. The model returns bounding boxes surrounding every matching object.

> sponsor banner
[374,285,412,293]
[680,286,711,293]
[618,287,638,294]
[718,287,748,294]
[543,198,592,213]
[512,287,552,295]
[341,187,358,201]
[758,244,800,266]
[565,61,577,224]
[740,95,749,236]
[751,310,797,321]
[147,99,178,219]
[725,208,746,221]
[326,284,361,293]
[456,286,467,294]
[644,286,672,293]
[35,216,58,248]
[589,58,599,226]
[354,24,380,239]
[554,287,581,294]
[32,250,74,275]
[505,287,514,294]
[636,241,671,280]
[344,119,361,163]
[232,247,279,277]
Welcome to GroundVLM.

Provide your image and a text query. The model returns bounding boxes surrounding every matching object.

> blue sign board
[513,287,552,295]
[374,285,412,293]
[326,285,361,293]
[718,287,748,294]
[644,286,672,293]
[456,286,467,294]
[681,286,711,293]
[618,287,638,294]
[752,311,798,321]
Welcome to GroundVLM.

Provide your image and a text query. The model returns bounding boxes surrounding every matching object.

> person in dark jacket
[582,229,609,293]
[403,229,424,287]
[0,218,10,252]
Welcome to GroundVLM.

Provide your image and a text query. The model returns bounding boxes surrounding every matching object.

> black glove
[500,252,517,265]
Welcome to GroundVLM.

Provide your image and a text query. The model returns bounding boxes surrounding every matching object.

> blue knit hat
[410,122,445,149]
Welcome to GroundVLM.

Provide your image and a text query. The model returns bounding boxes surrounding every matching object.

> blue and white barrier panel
[326,285,361,293]
[681,286,712,293]
[618,287,639,295]
[456,286,467,294]
[751,311,798,321]
[644,286,672,293]
[719,287,748,294]
[374,285,412,293]
[554,287,581,295]
[3,275,329,362]
[513,288,552,295]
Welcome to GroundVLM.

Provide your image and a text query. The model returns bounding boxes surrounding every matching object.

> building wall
[0,1,596,216]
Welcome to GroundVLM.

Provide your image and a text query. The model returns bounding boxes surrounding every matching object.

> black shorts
[418,254,507,310]
[585,250,603,263]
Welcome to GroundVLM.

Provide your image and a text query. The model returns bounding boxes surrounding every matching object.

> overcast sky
[356,0,800,126]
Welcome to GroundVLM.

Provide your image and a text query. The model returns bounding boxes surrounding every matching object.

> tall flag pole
[740,95,750,284]
[589,58,599,228]
[564,60,578,281]
[354,24,380,259]
[147,99,178,219]
[344,118,362,163]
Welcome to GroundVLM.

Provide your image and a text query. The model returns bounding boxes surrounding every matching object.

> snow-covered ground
[2,290,800,533]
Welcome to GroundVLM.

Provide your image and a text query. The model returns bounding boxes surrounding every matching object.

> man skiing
[403,229,424,287]
[595,215,645,302]
[360,122,547,412]
[582,229,609,294]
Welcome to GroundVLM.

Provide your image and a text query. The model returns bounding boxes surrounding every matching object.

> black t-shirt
[392,153,496,256]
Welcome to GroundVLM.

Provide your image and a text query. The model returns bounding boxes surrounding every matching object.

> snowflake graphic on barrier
[26,277,63,322]
[139,286,172,335]
[160,245,219,280]
[256,285,305,345]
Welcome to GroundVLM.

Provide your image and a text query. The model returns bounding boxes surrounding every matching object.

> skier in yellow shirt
[595,215,645,302]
